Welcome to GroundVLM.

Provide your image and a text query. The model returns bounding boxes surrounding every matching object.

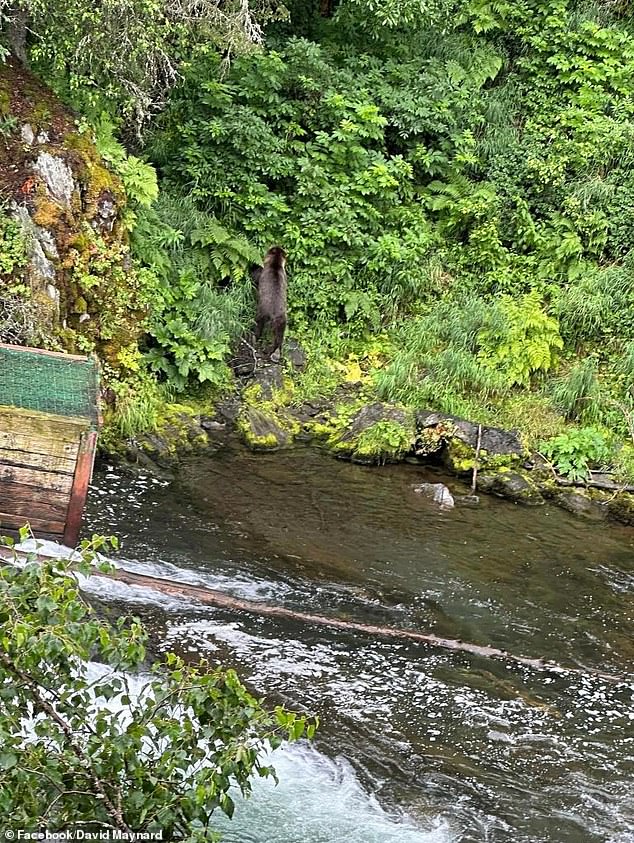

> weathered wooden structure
[0,343,100,546]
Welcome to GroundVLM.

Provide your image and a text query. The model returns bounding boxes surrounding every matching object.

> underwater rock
[551,489,603,519]
[413,482,455,509]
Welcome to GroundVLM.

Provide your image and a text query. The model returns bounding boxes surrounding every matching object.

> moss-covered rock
[551,489,604,519]
[237,376,300,451]
[416,410,527,474]
[0,59,145,369]
[477,471,545,505]
[443,437,478,475]
[319,401,414,464]
[238,407,291,450]
[605,492,634,526]
[118,404,210,468]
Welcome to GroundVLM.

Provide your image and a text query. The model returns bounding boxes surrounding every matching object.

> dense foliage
[0,0,285,131]
[137,0,634,459]
[2,0,634,469]
[0,533,316,835]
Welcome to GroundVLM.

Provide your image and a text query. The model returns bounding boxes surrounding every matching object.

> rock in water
[477,472,544,505]
[413,482,455,509]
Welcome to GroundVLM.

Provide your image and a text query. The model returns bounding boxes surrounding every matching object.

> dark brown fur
[254,246,287,359]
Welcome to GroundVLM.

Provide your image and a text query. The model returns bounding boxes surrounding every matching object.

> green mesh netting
[0,346,99,426]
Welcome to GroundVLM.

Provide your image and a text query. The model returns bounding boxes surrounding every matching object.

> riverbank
[101,354,634,529]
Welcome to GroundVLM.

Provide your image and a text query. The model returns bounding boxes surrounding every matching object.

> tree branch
[0,651,133,834]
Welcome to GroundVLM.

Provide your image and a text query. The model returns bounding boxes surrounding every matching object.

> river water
[84,444,634,843]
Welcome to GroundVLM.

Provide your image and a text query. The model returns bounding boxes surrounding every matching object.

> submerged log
[1,548,626,683]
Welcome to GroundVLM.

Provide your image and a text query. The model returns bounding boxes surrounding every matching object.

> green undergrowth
[351,418,414,463]
[9,0,634,487]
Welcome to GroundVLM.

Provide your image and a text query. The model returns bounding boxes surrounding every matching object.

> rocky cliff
[0,60,145,370]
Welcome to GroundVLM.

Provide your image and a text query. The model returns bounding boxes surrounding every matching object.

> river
[83,444,634,843]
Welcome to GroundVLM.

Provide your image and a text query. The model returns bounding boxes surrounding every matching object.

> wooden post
[63,431,97,548]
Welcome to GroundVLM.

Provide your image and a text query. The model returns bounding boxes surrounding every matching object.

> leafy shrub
[67,225,155,362]
[0,213,28,276]
[478,292,563,387]
[94,116,159,208]
[150,41,441,334]
[541,427,612,482]
[0,534,316,833]
[132,193,258,390]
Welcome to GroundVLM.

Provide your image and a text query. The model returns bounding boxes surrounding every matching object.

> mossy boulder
[238,407,291,450]
[118,406,209,468]
[237,377,299,450]
[325,402,414,464]
[605,492,634,526]
[251,363,286,401]
[416,411,526,474]
[551,489,604,519]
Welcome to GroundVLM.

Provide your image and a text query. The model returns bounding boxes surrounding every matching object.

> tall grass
[375,296,508,414]
[550,356,602,424]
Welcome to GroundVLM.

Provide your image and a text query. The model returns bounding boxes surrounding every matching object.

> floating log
[0,343,100,545]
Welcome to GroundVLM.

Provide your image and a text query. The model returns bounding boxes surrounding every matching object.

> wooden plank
[0,342,90,362]
[63,431,97,548]
[0,513,65,535]
[0,405,90,434]
[0,446,76,475]
[0,481,70,520]
[0,463,74,494]
[0,429,80,460]
[0,502,67,525]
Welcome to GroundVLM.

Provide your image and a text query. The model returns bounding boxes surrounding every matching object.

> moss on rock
[477,471,544,505]
[606,492,634,526]
[237,377,301,451]
[0,59,145,375]
[312,401,414,464]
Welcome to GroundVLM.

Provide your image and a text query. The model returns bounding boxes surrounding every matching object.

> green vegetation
[541,426,612,482]
[0,211,28,276]
[2,0,634,477]
[0,532,316,834]
[0,0,285,131]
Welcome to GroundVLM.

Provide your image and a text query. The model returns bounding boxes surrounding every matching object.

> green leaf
[0,753,18,770]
